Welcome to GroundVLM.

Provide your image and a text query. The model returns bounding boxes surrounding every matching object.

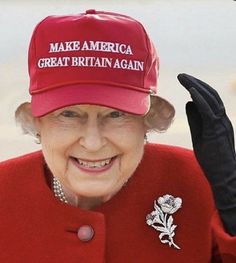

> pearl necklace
[52,177,68,204]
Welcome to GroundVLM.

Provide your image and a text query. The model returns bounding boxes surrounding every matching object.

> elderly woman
[0,10,236,262]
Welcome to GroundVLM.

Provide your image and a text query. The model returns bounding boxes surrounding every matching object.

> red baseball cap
[29,9,159,117]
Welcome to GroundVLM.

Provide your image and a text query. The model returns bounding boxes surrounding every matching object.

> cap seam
[134,21,151,90]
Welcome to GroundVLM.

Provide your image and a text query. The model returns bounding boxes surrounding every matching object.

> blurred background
[0,0,236,161]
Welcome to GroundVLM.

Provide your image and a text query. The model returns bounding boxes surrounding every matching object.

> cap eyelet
[86,9,96,14]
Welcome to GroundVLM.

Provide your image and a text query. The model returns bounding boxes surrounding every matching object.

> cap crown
[28,10,159,95]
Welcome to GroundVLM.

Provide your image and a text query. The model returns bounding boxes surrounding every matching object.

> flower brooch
[146,194,182,249]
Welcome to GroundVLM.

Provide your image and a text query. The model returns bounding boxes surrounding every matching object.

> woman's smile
[70,156,118,174]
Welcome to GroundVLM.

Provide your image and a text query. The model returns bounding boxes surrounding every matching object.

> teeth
[105,159,110,165]
[77,158,112,168]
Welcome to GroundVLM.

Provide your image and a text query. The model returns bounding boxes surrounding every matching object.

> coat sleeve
[211,210,236,263]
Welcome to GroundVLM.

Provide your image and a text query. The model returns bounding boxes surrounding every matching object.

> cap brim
[31,84,150,117]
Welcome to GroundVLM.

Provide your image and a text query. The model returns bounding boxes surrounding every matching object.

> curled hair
[15,102,37,136]
[144,96,175,132]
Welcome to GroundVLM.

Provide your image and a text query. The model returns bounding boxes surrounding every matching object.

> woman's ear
[15,102,38,136]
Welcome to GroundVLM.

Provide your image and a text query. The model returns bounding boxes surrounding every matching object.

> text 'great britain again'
[37,40,144,71]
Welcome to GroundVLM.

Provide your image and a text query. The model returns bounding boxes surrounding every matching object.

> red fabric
[0,144,235,262]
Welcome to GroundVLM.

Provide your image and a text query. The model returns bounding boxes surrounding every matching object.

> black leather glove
[177,73,236,236]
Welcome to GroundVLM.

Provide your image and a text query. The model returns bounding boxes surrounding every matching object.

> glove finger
[179,73,224,106]
[178,73,235,146]
[177,73,225,116]
[190,88,236,152]
[185,101,202,146]
[187,87,216,123]
[187,97,235,151]
[196,77,225,107]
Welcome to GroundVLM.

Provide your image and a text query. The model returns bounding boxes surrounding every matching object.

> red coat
[0,144,235,262]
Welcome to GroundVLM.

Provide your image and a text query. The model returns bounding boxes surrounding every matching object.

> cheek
[40,125,79,177]
[109,119,145,143]
[41,121,79,150]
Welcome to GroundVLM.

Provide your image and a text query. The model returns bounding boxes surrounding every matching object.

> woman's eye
[108,111,125,118]
[60,110,79,118]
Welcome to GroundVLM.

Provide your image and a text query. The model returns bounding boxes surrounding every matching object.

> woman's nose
[79,120,106,152]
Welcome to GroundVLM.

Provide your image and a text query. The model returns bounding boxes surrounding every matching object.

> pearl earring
[35,133,41,144]
[144,134,148,144]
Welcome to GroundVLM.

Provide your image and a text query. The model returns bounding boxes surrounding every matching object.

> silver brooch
[146,194,182,250]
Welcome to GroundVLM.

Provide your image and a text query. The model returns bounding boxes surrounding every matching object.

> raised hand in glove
[177,73,236,236]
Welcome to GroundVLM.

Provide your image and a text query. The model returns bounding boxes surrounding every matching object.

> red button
[77,225,94,242]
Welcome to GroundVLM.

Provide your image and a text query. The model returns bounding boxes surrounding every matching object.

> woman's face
[35,104,146,202]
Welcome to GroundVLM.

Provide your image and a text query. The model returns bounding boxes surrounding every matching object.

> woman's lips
[70,156,117,174]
